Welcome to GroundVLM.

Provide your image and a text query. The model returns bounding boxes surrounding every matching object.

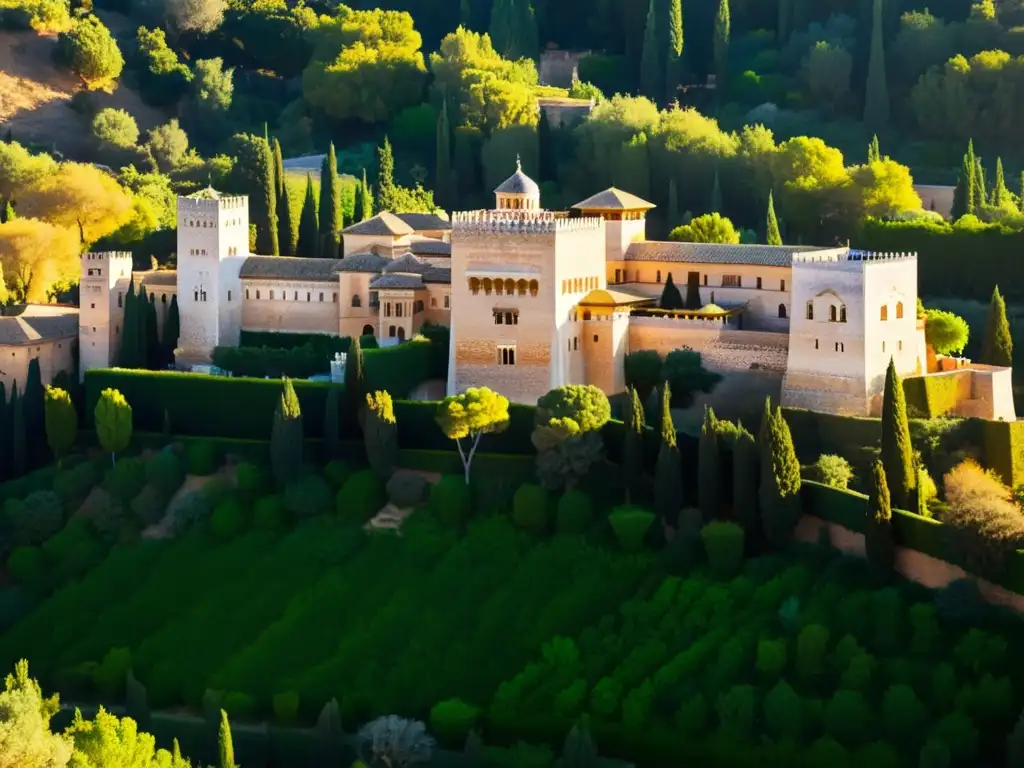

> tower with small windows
[175,189,248,366]
[78,252,133,379]
[782,250,923,416]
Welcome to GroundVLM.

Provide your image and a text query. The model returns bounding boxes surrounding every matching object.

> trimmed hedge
[239,331,351,354]
[983,419,1024,490]
[902,374,963,419]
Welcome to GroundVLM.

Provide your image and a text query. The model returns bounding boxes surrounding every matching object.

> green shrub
[40,519,103,586]
[130,484,168,528]
[254,495,287,531]
[235,462,265,494]
[93,647,131,699]
[169,491,212,535]
[211,498,246,539]
[103,457,146,505]
[5,491,64,547]
[223,691,257,719]
[756,638,787,679]
[608,505,655,552]
[200,476,232,507]
[146,450,184,496]
[430,475,471,527]
[337,469,386,523]
[359,334,378,349]
[273,691,300,725]
[187,440,219,476]
[54,461,101,511]
[7,546,44,589]
[429,698,480,747]
[324,459,352,488]
[512,483,548,533]
[823,689,870,745]
[285,475,333,519]
[386,472,430,508]
[77,488,125,538]
[555,491,593,535]
[810,454,854,489]
[700,521,745,579]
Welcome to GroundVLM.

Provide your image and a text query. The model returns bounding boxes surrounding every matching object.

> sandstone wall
[241,279,338,335]
[628,318,789,372]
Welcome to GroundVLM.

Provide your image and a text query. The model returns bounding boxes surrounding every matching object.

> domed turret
[494,155,541,211]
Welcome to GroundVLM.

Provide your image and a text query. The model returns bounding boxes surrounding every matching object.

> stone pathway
[362,468,442,535]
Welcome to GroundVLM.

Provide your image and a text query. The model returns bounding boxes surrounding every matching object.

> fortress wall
[628,318,789,372]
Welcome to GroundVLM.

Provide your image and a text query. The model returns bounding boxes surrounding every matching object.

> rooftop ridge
[452,210,602,234]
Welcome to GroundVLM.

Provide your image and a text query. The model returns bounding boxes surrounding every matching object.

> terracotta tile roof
[341,212,414,236]
[334,252,391,273]
[0,305,78,344]
[572,187,656,211]
[625,241,834,267]
[240,256,340,280]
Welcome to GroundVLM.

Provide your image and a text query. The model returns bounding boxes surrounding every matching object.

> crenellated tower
[174,189,249,366]
[78,251,133,379]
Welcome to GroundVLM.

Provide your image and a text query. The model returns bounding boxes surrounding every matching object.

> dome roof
[494,156,540,197]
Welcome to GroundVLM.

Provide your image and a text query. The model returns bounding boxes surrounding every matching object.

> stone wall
[781,370,870,415]
[3,338,76,393]
[241,279,338,335]
[454,339,550,403]
[538,50,589,86]
[628,317,789,372]
[914,184,954,219]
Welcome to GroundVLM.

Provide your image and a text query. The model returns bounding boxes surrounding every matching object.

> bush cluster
[337,469,386,523]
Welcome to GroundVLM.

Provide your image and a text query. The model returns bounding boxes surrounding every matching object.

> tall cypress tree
[345,334,366,427]
[437,100,456,207]
[639,0,661,101]
[868,134,880,163]
[863,0,890,131]
[358,169,374,221]
[865,459,895,572]
[277,177,297,256]
[272,138,285,202]
[136,289,150,369]
[145,296,159,369]
[974,156,987,207]
[515,0,538,60]
[254,136,279,255]
[713,0,730,92]
[318,143,342,259]
[218,710,237,768]
[698,406,721,522]
[10,382,24,478]
[163,294,180,363]
[952,150,976,220]
[324,385,341,460]
[981,284,1014,367]
[0,382,9,480]
[760,406,801,547]
[488,0,517,58]
[668,178,681,230]
[766,191,782,245]
[537,107,555,184]
[271,378,303,487]
[881,358,915,510]
[665,0,683,103]
[992,157,1009,207]
[732,426,759,545]
[709,170,723,213]
[777,0,791,44]
[23,357,45,468]
[297,173,319,258]
[377,137,395,213]
[623,386,645,503]
[654,383,683,526]
[660,272,684,309]
[120,281,138,368]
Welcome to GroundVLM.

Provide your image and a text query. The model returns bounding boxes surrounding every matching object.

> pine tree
[163,294,180,362]
[660,272,684,309]
[777,0,791,44]
[639,0,661,101]
[654,383,683,526]
[437,100,456,207]
[358,168,374,221]
[297,173,319,258]
[272,137,285,202]
[277,176,297,256]
[665,0,683,103]
[709,169,723,213]
[981,284,1014,367]
[218,710,237,768]
[623,386,645,503]
[713,0,730,92]
[11,382,24,478]
[23,357,45,468]
[255,136,279,255]
[698,406,721,522]
[760,406,801,547]
[732,426,759,544]
[766,191,782,245]
[881,358,915,509]
[868,134,880,163]
[863,0,889,131]
[952,150,976,220]
[119,281,138,368]
[865,459,895,571]
[318,142,342,259]
[377,136,395,213]
[993,157,1009,207]
[271,377,303,487]
[974,156,987,207]
[345,335,366,427]
[324,385,341,460]
[668,178,681,230]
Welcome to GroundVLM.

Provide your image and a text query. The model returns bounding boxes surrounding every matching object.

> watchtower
[78,251,133,379]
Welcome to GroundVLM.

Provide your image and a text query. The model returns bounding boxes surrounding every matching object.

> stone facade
[79,251,132,376]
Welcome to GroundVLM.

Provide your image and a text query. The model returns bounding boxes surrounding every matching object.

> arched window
[896,301,904,319]
[529,279,539,296]
[806,301,814,320]
[881,305,888,321]
[483,278,493,295]
[469,277,481,295]
[397,327,406,341]
[389,325,396,337]
[517,279,527,296]
[829,305,837,322]
[583,310,592,320]
[351,295,361,307]
[505,279,515,295]
[494,280,503,296]
[362,324,374,336]
[396,303,403,317]
[657,270,662,283]
[840,306,847,323]
[778,304,787,319]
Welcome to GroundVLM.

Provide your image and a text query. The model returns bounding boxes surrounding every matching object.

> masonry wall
[628,317,789,372]
[4,338,76,392]
[241,279,338,335]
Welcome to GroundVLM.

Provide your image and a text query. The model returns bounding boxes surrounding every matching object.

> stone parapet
[452,210,602,234]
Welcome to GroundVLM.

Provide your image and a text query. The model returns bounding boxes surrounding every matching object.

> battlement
[452,210,602,234]
[176,194,247,212]
[792,249,917,267]
[82,251,133,264]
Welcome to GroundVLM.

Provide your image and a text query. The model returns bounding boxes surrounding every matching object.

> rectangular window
[722,275,741,287]
[246,289,250,299]
[228,290,232,301]
[333,293,337,303]
[703,274,708,286]
[270,290,275,300]
[319,293,324,302]
[614,269,621,284]
[431,297,437,308]
[497,345,516,365]
[781,280,786,291]
[756,277,762,289]
[444,295,450,309]
[385,302,391,317]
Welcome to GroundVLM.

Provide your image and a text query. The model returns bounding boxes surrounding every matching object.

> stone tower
[781,250,922,416]
[571,187,654,263]
[78,251,133,380]
[174,189,249,366]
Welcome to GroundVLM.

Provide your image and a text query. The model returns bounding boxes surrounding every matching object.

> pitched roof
[494,157,540,196]
[395,212,451,232]
[423,267,451,284]
[240,256,340,280]
[409,239,451,256]
[0,305,78,344]
[139,270,178,287]
[334,252,391,273]
[625,241,834,268]
[369,274,424,290]
[572,188,656,211]
[579,288,655,307]
[341,212,414,236]
[382,252,429,274]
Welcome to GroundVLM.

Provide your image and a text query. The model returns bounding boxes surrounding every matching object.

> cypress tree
[733,426,759,545]
[993,157,1009,207]
[163,295,180,362]
[172,739,183,763]
[272,137,285,202]
[759,406,801,547]
[863,0,889,131]
[145,297,159,369]
[537,107,555,184]
[364,390,398,479]
[23,357,45,468]
[766,191,782,245]
[865,459,895,572]
[654,383,683,526]
[120,281,138,368]
[0,382,9,480]
[318,143,342,259]
[623,386,645,503]
[881,358,915,509]
[713,0,730,92]
[136,290,149,369]
[460,0,472,28]
[297,173,319,258]
[277,176,297,256]
[868,134,880,163]
[668,178,681,230]
[345,335,366,427]
[1,200,13,223]
[665,0,683,103]
[660,272,684,309]
[981,284,1014,367]
[952,151,975,220]
[974,156,987,207]
[489,0,517,58]
[10,382,24,478]
[359,168,374,221]
[709,170,723,213]
[254,136,279,256]
[639,0,661,101]
[218,710,237,768]
[777,0,791,44]
[324,385,341,460]
[684,271,701,309]
[377,136,396,213]
[1019,170,1024,207]
[270,378,303,487]
[437,100,456,207]
[515,0,538,60]
[562,722,599,768]
[698,406,721,522]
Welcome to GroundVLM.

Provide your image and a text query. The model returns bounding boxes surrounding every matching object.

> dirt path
[142,467,234,540]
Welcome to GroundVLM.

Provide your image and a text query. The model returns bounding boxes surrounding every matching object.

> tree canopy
[923,308,970,356]
[55,14,124,91]
[669,213,740,244]
[436,387,510,483]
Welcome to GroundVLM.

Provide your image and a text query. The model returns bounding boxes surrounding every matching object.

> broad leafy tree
[0,660,72,767]
[923,308,969,355]
[95,388,132,464]
[227,133,278,256]
[435,387,510,483]
[669,213,740,244]
[532,384,611,491]
[55,14,124,91]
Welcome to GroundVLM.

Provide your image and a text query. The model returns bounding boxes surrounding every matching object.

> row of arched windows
[880,302,904,321]
[469,277,539,296]
[245,288,337,303]
[561,277,598,295]
[806,302,848,322]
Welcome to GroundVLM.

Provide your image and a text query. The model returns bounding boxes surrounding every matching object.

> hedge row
[238,331,351,354]
[982,419,1024,490]
[902,373,964,419]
